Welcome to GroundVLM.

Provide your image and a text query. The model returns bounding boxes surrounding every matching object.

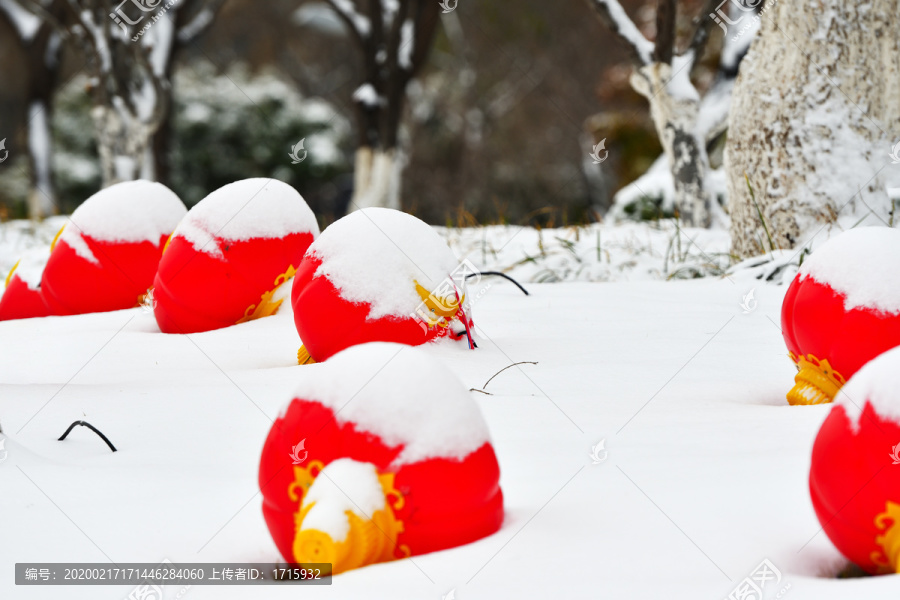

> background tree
[725,0,900,259]
[151,0,224,186]
[323,0,440,211]
[0,0,64,218]
[16,0,222,187]
[587,0,721,227]
[0,0,687,224]
[602,0,759,224]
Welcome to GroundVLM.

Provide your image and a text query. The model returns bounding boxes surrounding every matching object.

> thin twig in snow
[471,361,539,395]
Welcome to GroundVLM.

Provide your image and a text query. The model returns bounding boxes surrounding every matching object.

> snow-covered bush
[610,158,729,226]
[169,62,351,208]
[40,63,351,212]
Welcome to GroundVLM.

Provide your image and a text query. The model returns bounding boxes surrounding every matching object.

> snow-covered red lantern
[152,178,319,334]
[809,345,900,574]
[781,227,900,405]
[259,343,503,574]
[0,249,50,321]
[291,207,474,364]
[40,181,186,316]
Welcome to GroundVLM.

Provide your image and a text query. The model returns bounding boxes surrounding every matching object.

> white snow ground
[0,223,897,599]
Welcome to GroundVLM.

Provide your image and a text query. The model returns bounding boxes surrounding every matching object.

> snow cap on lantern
[259,342,503,574]
[781,227,900,405]
[0,248,51,321]
[809,344,900,574]
[291,207,474,364]
[40,180,187,316]
[152,178,319,334]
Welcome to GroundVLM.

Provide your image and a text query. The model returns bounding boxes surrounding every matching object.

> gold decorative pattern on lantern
[236,264,297,325]
[287,460,325,504]
[786,353,846,406]
[297,345,317,365]
[4,260,20,288]
[871,501,900,574]
[290,468,407,574]
[414,280,463,329]
[49,225,65,252]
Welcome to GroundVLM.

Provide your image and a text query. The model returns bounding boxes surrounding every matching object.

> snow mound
[838,345,900,431]
[286,342,490,466]
[173,178,319,257]
[61,180,186,263]
[799,227,900,315]
[310,208,460,320]
[10,247,50,291]
[300,458,386,542]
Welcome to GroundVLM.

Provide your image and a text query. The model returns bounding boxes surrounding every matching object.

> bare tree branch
[685,0,726,68]
[406,0,439,77]
[132,33,169,131]
[586,0,654,66]
[176,0,226,46]
[9,0,68,39]
[323,0,367,48]
[653,0,675,64]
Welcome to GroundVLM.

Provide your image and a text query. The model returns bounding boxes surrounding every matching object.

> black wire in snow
[58,421,117,453]
[466,271,530,296]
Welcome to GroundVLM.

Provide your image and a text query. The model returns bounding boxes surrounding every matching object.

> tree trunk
[92,104,154,185]
[350,146,401,210]
[631,61,710,227]
[26,100,56,218]
[328,0,439,214]
[15,5,63,219]
[726,0,900,259]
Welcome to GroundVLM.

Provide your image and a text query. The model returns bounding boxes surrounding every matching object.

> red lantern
[259,343,503,574]
[809,345,900,574]
[152,178,319,334]
[40,181,186,316]
[291,207,474,364]
[781,228,900,405]
[0,250,50,321]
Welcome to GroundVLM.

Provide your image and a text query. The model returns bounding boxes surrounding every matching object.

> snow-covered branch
[324,0,370,39]
[587,0,724,227]
[0,0,41,41]
[587,0,654,66]
[176,0,225,45]
[8,0,68,40]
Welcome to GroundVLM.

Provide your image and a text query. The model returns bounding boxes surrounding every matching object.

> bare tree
[15,0,222,187]
[0,0,64,218]
[323,0,440,210]
[587,0,721,227]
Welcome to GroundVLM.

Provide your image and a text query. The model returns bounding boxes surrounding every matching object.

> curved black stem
[58,421,117,453]
[466,271,530,295]
[482,361,538,390]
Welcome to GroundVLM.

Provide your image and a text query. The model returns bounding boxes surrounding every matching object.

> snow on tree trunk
[630,59,710,228]
[92,104,155,185]
[26,100,56,218]
[350,147,401,210]
[726,0,900,259]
